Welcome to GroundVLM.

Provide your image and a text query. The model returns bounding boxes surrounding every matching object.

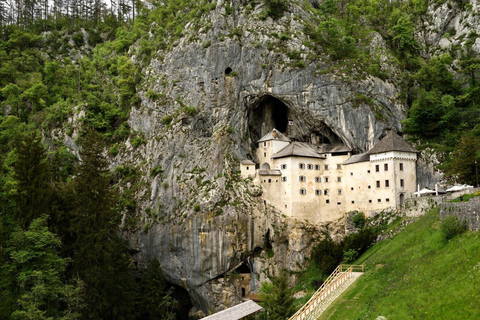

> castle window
[299,163,305,169]
[368,185,371,189]
[351,187,354,190]
[282,176,287,182]
[338,189,342,195]
[384,163,388,171]
[324,177,329,183]
[351,201,355,204]
[378,199,381,203]
[350,172,353,176]
[375,165,379,172]
[369,200,372,203]
[324,190,329,195]
[315,177,321,183]
[337,177,342,182]
[337,164,341,170]
[324,164,329,170]
[367,170,371,173]
[400,179,404,187]
[400,163,404,171]
[376,181,380,188]
[299,176,306,182]
[263,142,266,147]
[315,164,321,170]
[326,199,330,204]
[337,202,341,205]
[246,166,249,170]
[300,188,307,195]
[307,164,313,170]
[264,152,266,157]
[281,164,287,169]
[315,189,321,195]
[285,205,287,208]
[268,179,271,183]
[386,198,390,202]
[385,180,390,188]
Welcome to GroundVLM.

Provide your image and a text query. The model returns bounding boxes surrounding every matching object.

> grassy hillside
[321,207,480,319]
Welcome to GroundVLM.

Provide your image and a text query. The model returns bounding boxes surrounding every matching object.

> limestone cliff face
[122,1,406,313]
[419,1,480,56]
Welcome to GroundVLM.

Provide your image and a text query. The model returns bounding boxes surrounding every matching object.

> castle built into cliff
[240,129,418,224]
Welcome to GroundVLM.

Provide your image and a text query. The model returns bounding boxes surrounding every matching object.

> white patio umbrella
[446,185,474,192]
[446,185,464,192]
[414,188,436,195]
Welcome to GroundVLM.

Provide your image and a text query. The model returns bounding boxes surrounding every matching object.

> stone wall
[403,196,443,217]
[440,198,480,231]
[403,188,478,217]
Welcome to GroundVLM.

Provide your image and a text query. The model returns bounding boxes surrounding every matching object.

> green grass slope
[321,207,480,320]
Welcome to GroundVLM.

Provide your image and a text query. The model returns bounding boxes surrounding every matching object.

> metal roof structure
[200,300,263,320]
[272,141,326,159]
[367,130,418,155]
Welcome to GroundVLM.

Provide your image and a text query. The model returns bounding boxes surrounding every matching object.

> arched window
[260,163,271,170]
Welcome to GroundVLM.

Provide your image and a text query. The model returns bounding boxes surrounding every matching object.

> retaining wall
[403,188,479,217]
[439,198,480,231]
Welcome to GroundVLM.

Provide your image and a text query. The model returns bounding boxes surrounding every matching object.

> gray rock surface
[120,1,410,313]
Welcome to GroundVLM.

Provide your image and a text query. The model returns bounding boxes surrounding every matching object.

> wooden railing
[288,264,364,320]
[340,264,364,272]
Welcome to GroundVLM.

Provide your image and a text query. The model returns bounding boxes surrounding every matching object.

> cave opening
[264,229,272,250]
[248,95,290,143]
[171,284,192,320]
[236,262,251,274]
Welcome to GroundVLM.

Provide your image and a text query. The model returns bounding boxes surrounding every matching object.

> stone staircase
[289,265,364,320]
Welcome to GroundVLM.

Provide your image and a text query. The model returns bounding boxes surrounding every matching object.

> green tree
[12,131,50,229]
[259,270,295,320]
[0,216,76,319]
[69,130,137,319]
[264,0,288,19]
[391,14,417,57]
[402,89,443,138]
[136,258,178,320]
[0,83,20,117]
[445,134,480,186]
[137,258,167,319]
[317,17,356,60]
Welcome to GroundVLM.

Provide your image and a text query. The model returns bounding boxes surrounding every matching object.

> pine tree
[12,131,50,229]
[446,134,480,186]
[137,258,169,319]
[69,130,136,319]
[259,270,295,320]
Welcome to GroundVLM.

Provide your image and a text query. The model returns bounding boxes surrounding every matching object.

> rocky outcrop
[120,0,409,313]
[417,0,480,57]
